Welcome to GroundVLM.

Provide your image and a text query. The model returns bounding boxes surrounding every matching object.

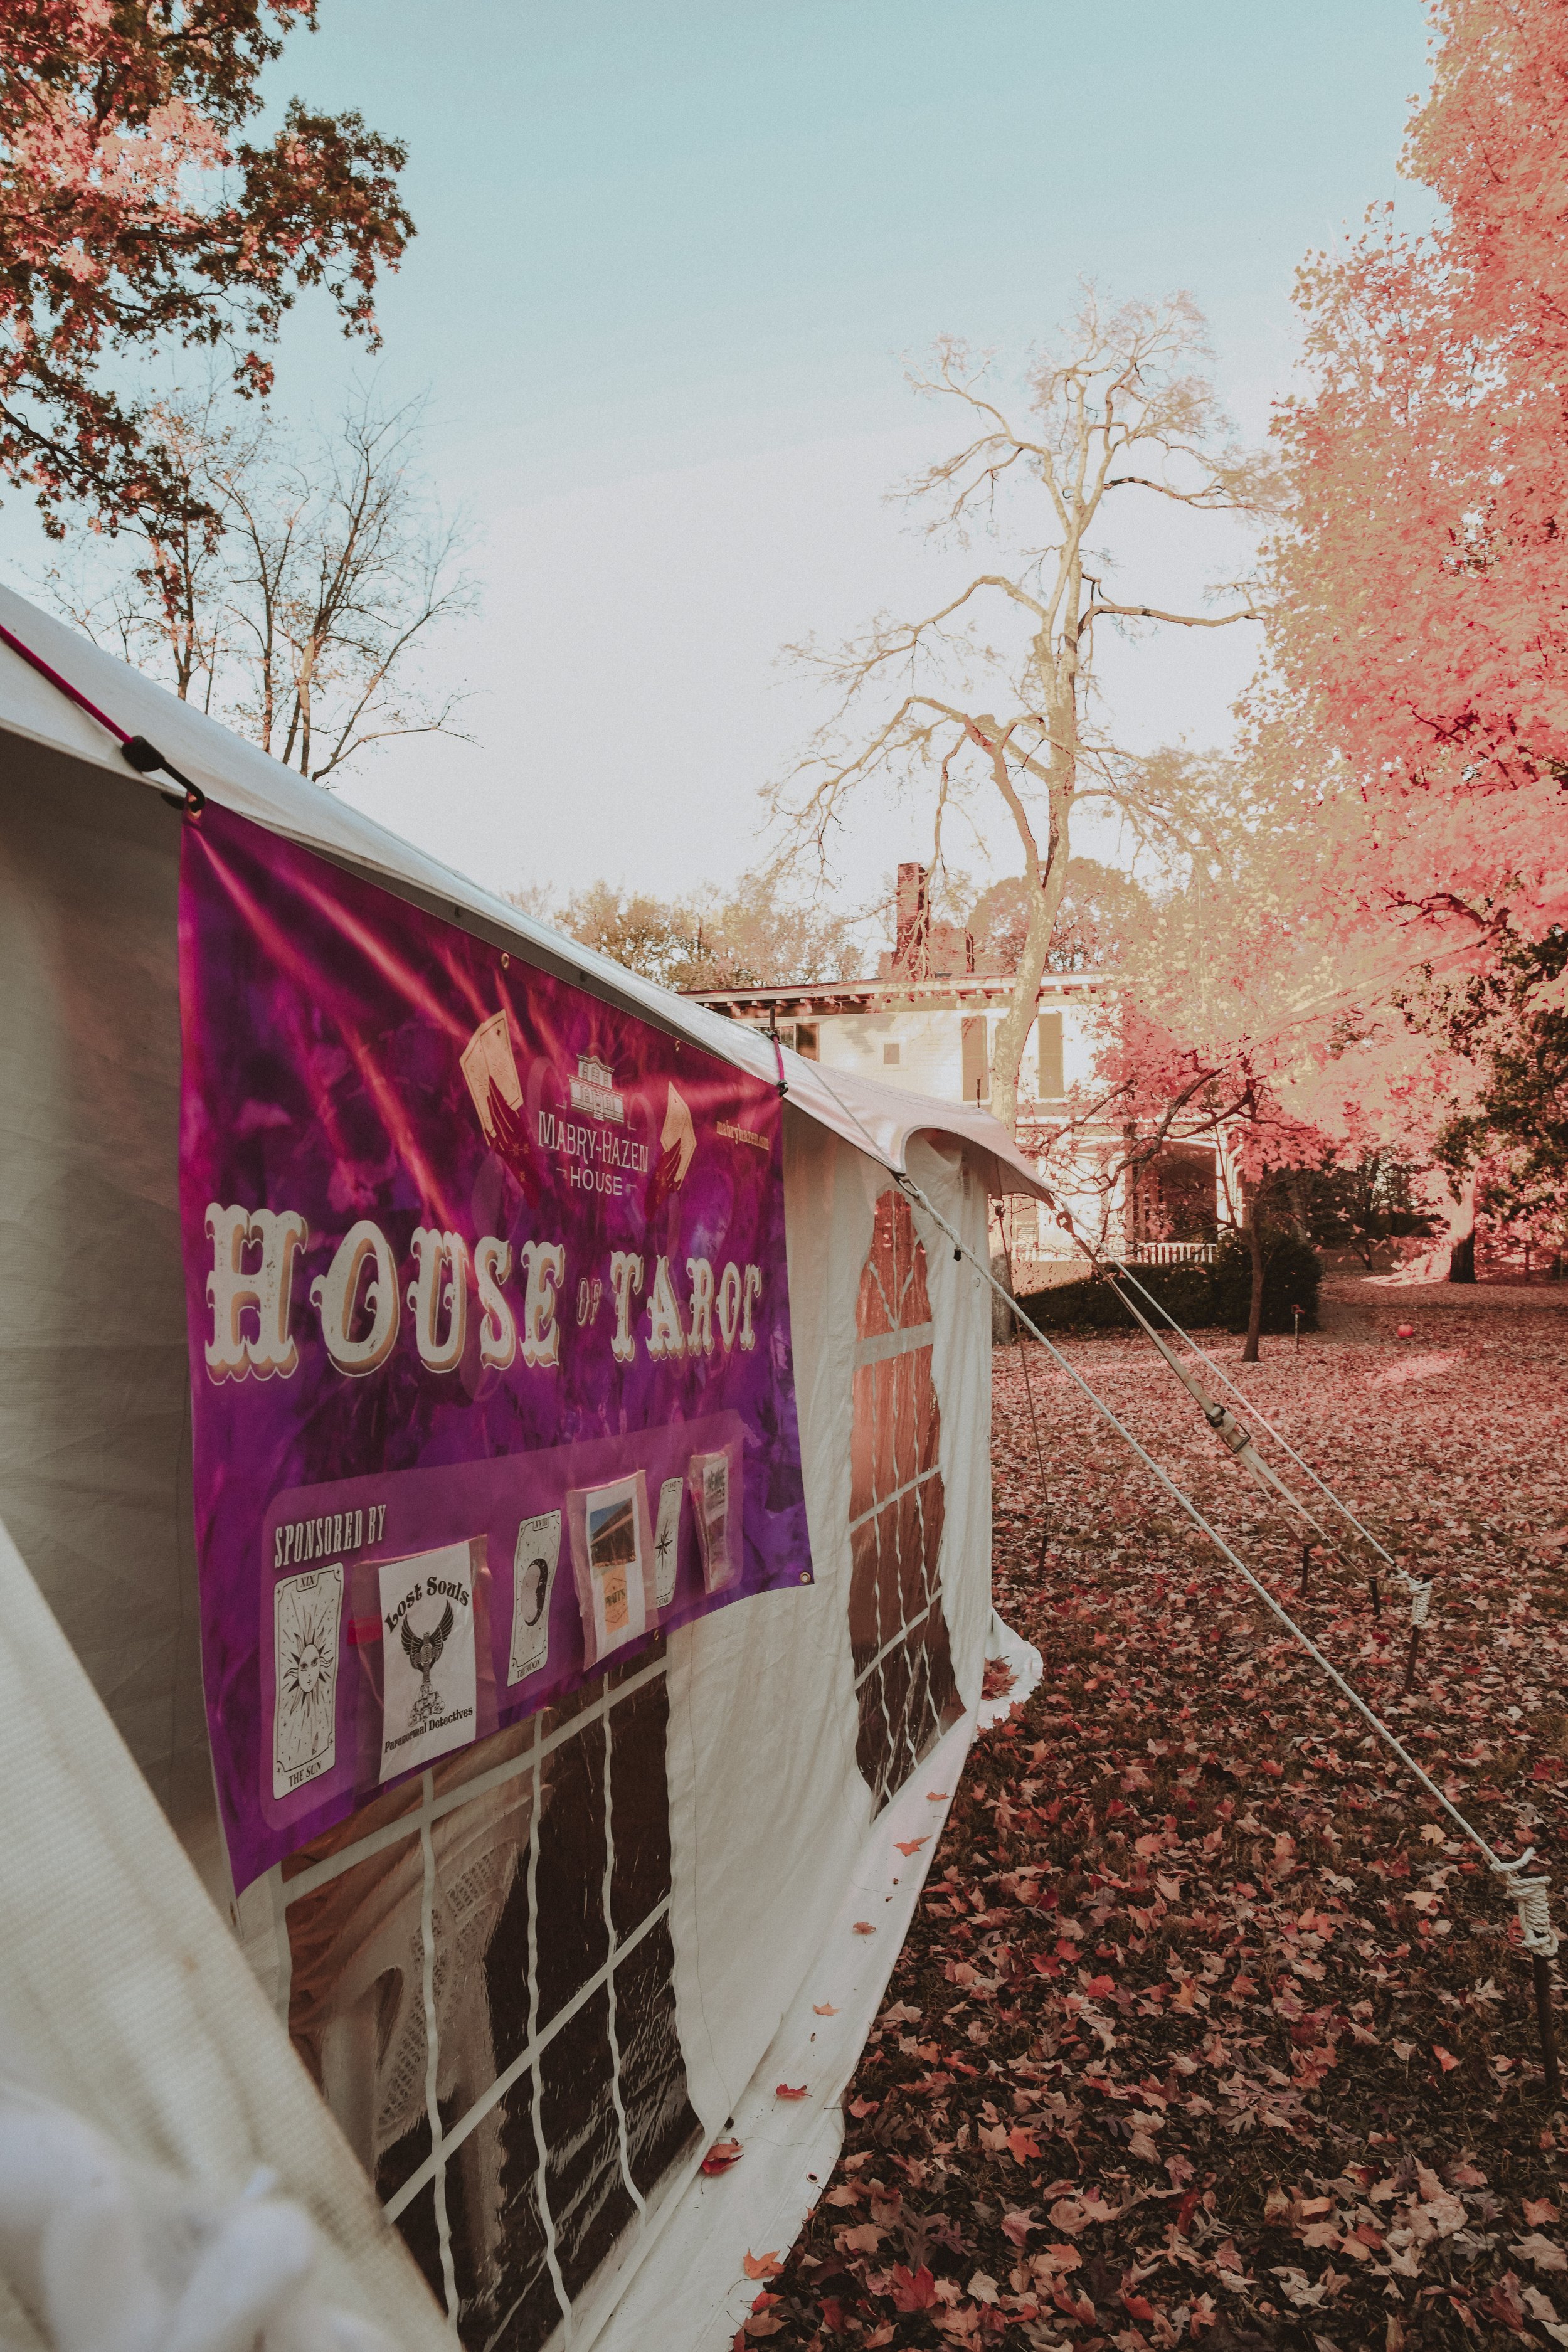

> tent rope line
[1006,1184,1443,1684]
[886,1170,1562,2099]
[1039,1203,1435,1633]
[1098,1256,1434,1636]
[1103,1254,1441,1634]
[0,616,206,812]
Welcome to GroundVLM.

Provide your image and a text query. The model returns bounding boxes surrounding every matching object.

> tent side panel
[0,747,223,1890]
[664,1108,875,2133]
[910,1134,994,1714]
[664,1116,996,2133]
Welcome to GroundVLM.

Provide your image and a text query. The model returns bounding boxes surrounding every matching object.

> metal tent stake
[1369,1573,1381,1619]
[1535,1955,1563,2105]
[1491,1853,1561,2106]
[1402,1579,1432,1695]
[1299,1542,1313,1598]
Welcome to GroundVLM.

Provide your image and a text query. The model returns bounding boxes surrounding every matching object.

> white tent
[0,586,1045,2352]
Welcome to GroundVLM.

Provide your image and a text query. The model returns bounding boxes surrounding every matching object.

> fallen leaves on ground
[756,1279,1568,2350]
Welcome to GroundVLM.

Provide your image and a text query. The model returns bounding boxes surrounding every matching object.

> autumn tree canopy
[0,2,413,530]
[1266,0,1568,971]
[544,874,866,995]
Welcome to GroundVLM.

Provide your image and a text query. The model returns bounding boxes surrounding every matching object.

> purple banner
[178,804,809,1891]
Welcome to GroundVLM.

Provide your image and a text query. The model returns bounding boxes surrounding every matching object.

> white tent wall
[0,739,225,1891]
[0,1512,451,2352]
[0,588,1048,2349]
[665,1117,991,2134]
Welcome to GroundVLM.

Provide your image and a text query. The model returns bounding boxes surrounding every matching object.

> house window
[960,1017,988,1103]
[882,1041,901,1066]
[847,1191,961,1813]
[1037,1010,1064,1102]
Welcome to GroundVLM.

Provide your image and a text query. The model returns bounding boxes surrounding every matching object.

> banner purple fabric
[178,804,809,1891]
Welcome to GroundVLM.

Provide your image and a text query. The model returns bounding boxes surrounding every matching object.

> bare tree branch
[38,381,478,785]
[773,287,1271,1133]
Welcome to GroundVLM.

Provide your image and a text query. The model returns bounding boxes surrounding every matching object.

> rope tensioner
[1491,1852,1564,2103]
[1493,1851,1560,1960]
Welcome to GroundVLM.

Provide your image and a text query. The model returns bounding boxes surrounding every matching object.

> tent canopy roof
[0,584,1046,1199]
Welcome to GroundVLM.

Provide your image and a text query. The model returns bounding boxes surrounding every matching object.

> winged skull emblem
[401,1601,455,1693]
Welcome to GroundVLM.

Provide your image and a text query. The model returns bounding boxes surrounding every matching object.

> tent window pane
[847,1192,961,1814]
[960,1017,988,1103]
[278,1641,700,2346]
[1037,1010,1064,1101]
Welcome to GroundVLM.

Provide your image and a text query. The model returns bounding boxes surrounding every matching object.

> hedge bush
[1014,1230,1321,1337]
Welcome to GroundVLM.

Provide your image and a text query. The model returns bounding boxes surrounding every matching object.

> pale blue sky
[15,4,1438,904]
[287,2,1429,480]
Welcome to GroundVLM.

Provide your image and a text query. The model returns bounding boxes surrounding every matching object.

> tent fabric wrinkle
[0,1511,450,2349]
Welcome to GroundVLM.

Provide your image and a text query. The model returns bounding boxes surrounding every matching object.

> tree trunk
[1448,1229,1476,1283]
[985,701,1074,1136]
[1242,1208,1265,1364]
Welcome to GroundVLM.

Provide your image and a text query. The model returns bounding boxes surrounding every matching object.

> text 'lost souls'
[202,1205,765,1385]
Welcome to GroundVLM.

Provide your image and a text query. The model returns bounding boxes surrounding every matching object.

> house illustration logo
[569,1054,625,1125]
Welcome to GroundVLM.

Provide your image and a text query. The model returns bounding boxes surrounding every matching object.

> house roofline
[682,971,1112,1015]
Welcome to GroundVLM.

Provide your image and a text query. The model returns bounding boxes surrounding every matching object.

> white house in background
[684,864,1106,1110]
[686,864,1224,1282]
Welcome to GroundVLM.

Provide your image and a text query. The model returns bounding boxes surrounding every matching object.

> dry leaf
[1513,2235,1568,2274]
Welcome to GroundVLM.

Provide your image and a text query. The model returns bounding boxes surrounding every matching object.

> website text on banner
[178,805,809,1892]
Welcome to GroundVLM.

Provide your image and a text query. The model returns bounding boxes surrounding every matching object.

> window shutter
[1037,1010,1064,1101]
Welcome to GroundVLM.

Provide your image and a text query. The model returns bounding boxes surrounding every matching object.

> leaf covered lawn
[750,1279,1568,2351]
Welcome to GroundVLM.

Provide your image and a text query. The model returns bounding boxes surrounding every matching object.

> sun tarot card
[272,1564,343,1799]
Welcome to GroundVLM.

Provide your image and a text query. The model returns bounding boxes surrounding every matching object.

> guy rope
[909,1174,1562,2104]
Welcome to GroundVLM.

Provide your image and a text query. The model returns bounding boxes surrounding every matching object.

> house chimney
[893,862,929,977]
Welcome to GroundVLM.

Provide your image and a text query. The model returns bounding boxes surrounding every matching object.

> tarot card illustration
[571,1471,647,1664]
[653,1476,682,1610]
[272,1564,343,1800]
[379,1542,478,1782]
[509,1510,562,1685]
[688,1449,737,1593]
[460,1011,523,1140]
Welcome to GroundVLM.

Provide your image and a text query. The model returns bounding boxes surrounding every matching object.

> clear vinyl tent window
[271,1641,700,2348]
[847,1190,962,1812]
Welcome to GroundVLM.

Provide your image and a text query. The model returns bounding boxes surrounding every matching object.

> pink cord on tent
[0,618,204,810]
